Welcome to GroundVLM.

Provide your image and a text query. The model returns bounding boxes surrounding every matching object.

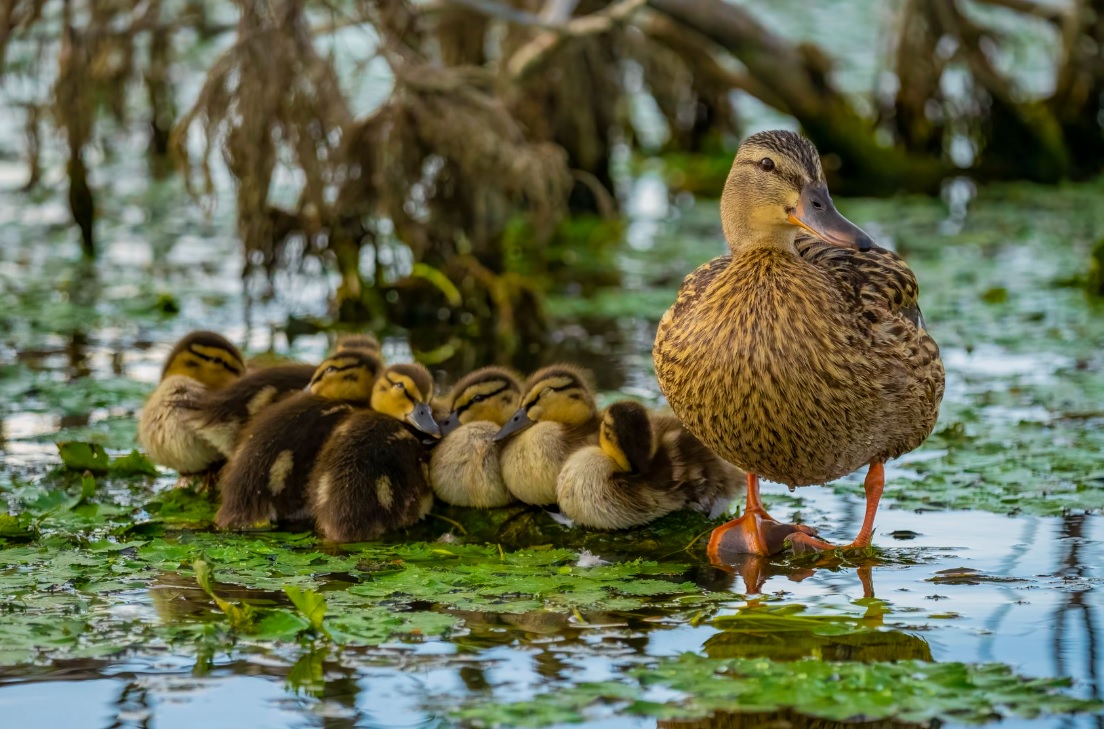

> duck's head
[600,401,655,474]
[494,365,596,442]
[721,130,873,253]
[162,331,245,389]
[370,363,442,438]
[308,350,383,405]
[333,332,382,357]
[439,367,523,436]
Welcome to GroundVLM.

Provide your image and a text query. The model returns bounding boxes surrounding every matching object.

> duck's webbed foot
[784,532,839,554]
[707,473,817,559]
[708,507,818,559]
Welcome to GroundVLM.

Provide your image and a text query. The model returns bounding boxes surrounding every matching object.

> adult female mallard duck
[308,363,442,542]
[187,332,384,458]
[430,367,523,508]
[493,365,601,506]
[215,349,382,529]
[138,331,246,476]
[557,401,742,530]
[652,130,944,558]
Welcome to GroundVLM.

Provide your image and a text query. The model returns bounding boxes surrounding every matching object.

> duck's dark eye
[471,394,486,403]
[759,157,775,172]
[325,366,336,375]
[395,381,405,390]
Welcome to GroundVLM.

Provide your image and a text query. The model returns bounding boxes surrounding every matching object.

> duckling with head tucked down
[309,363,442,542]
[187,332,384,459]
[493,365,601,506]
[139,331,246,476]
[557,401,742,530]
[215,349,382,529]
[430,367,523,508]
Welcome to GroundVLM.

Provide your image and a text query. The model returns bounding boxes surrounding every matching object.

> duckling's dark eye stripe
[310,363,361,386]
[385,376,422,405]
[524,382,577,412]
[455,384,509,415]
[187,346,242,375]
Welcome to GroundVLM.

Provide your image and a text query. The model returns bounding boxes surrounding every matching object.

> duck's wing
[795,234,924,327]
[796,234,944,414]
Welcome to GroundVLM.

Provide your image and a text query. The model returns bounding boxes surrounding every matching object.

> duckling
[430,367,523,508]
[493,365,600,506]
[557,401,742,530]
[652,130,944,557]
[308,363,442,542]
[138,331,245,475]
[215,349,382,529]
[188,332,384,458]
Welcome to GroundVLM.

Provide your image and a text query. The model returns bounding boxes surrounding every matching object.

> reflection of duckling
[138,331,245,475]
[557,401,741,529]
[309,363,442,542]
[188,332,384,458]
[431,367,522,508]
[215,350,381,529]
[493,365,600,506]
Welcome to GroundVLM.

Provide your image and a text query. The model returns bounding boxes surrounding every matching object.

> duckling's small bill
[493,409,534,441]
[407,401,442,438]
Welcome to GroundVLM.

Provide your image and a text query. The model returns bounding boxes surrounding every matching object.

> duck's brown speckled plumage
[653,131,944,491]
[655,237,942,486]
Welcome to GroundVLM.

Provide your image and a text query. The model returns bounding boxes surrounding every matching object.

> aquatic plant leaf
[109,450,159,477]
[57,442,111,473]
[284,585,330,638]
[145,487,217,524]
[255,610,311,641]
[193,560,255,630]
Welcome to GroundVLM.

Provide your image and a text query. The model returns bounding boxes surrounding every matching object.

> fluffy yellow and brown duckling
[215,349,382,529]
[493,365,601,506]
[652,130,944,558]
[308,363,442,542]
[430,367,523,508]
[557,401,742,530]
[138,331,245,475]
[187,332,384,458]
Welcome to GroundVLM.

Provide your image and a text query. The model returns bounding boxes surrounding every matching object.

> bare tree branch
[972,0,1070,24]
[506,0,647,82]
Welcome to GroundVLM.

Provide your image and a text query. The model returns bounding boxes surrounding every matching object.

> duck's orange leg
[707,474,818,559]
[787,462,885,553]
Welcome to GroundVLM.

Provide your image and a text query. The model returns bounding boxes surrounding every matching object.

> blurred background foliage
[1,0,1102,360]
